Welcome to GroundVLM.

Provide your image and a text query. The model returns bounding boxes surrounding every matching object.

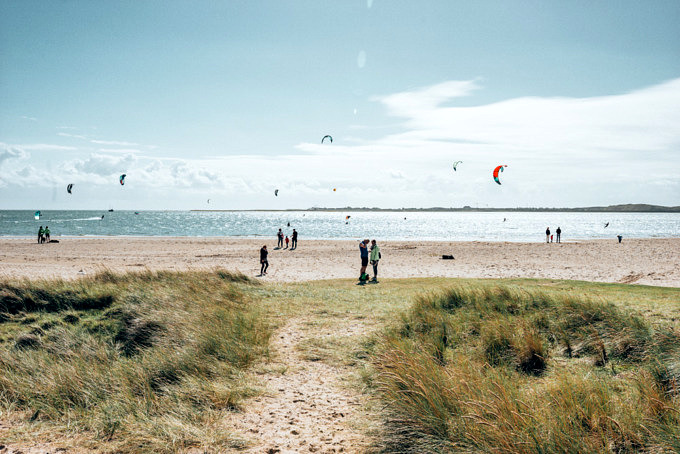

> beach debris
[442,255,455,260]
[321,135,333,144]
[119,174,126,185]
[34,210,41,220]
[493,165,508,185]
[67,183,73,194]
[275,189,279,196]
[452,160,462,171]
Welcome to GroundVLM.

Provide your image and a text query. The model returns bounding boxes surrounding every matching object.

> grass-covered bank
[0,270,271,452]
[367,285,680,453]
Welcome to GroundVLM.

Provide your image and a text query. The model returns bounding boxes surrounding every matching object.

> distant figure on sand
[285,236,289,249]
[44,226,50,243]
[545,227,550,243]
[556,227,561,243]
[37,226,44,244]
[260,245,269,275]
[369,239,380,283]
[358,239,369,285]
[291,229,298,249]
[617,235,623,243]
[277,228,283,248]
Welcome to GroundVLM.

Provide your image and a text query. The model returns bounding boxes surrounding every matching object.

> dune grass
[367,284,680,453]
[0,269,271,452]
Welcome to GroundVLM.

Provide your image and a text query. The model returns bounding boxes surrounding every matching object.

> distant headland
[193,204,680,213]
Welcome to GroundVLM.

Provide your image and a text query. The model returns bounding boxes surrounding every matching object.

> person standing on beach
[260,245,269,275]
[44,226,50,243]
[369,239,380,283]
[277,228,283,248]
[556,227,561,243]
[37,226,44,244]
[291,229,298,249]
[358,239,369,285]
[617,235,623,243]
[545,227,550,243]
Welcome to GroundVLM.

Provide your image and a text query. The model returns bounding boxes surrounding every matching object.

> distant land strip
[192,204,680,213]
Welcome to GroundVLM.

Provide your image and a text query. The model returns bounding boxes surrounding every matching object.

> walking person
[259,245,269,275]
[291,229,298,249]
[277,228,283,248]
[44,226,50,243]
[358,239,369,285]
[556,227,561,243]
[37,226,44,244]
[369,239,380,283]
[545,227,550,243]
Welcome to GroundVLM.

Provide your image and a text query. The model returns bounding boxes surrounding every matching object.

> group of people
[545,226,561,243]
[276,228,297,249]
[358,239,380,285]
[37,225,51,244]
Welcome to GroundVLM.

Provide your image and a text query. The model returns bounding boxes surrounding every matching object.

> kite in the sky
[67,184,73,194]
[493,165,508,185]
[119,174,126,186]
[275,189,279,197]
[34,211,41,220]
[322,135,333,144]
[604,222,609,228]
[345,215,351,220]
[207,199,211,204]
[333,188,337,192]
[452,161,462,172]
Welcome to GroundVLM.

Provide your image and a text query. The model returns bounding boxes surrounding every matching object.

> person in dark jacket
[38,226,44,244]
[291,229,298,249]
[556,227,562,243]
[260,245,269,275]
[545,227,550,243]
[277,228,283,248]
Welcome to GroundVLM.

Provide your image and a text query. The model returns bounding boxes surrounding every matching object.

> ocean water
[2,210,679,242]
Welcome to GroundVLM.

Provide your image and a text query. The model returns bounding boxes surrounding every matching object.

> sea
[1,210,679,242]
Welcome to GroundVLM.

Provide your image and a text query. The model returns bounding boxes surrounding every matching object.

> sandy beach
[1,237,678,287]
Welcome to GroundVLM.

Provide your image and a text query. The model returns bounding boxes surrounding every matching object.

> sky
[1,0,679,210]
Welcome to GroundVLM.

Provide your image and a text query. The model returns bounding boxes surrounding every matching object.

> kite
[493,165,507,185]
[34,211,41,220]
[275,189,279,197]
[119,174,126,186]
[322,135,333,144]
[345,215,351,220]
[604,222,609,228]
[207,199,211,204]
[333,188,337,192]
[67,184,73,194]
[452,161,462,171]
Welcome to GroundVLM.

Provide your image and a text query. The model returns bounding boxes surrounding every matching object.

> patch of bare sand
[224,318,375,453]
[0,237,678,287]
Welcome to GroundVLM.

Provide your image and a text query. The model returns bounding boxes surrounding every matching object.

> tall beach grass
[369,285,680,453]
[0,269,271,452]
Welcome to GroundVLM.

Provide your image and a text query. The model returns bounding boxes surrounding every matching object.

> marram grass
[369,285,680,453]
[0,269,271,452]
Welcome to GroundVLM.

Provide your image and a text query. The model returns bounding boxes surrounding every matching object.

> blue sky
[1,0,679,209]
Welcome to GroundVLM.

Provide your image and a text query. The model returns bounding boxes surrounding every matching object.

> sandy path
[225,317,373,453]
[1,237,678,287]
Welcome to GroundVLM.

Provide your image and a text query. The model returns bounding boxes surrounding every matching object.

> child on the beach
[285,236,289,249]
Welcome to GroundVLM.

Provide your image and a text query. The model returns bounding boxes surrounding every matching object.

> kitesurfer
[369,239,380,283]
[556,227,561,243]
[545,227,550,243]
[277,228,283,248]
[260,245,269,275]
[291,229,298,249]
[358,239,369,285]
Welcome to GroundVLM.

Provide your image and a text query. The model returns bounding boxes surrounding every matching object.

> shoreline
[1,237,678,287]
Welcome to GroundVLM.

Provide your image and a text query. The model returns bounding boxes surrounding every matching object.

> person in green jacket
[44,226,50,243]
[369,239,380,283]
[37,226,44,244]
